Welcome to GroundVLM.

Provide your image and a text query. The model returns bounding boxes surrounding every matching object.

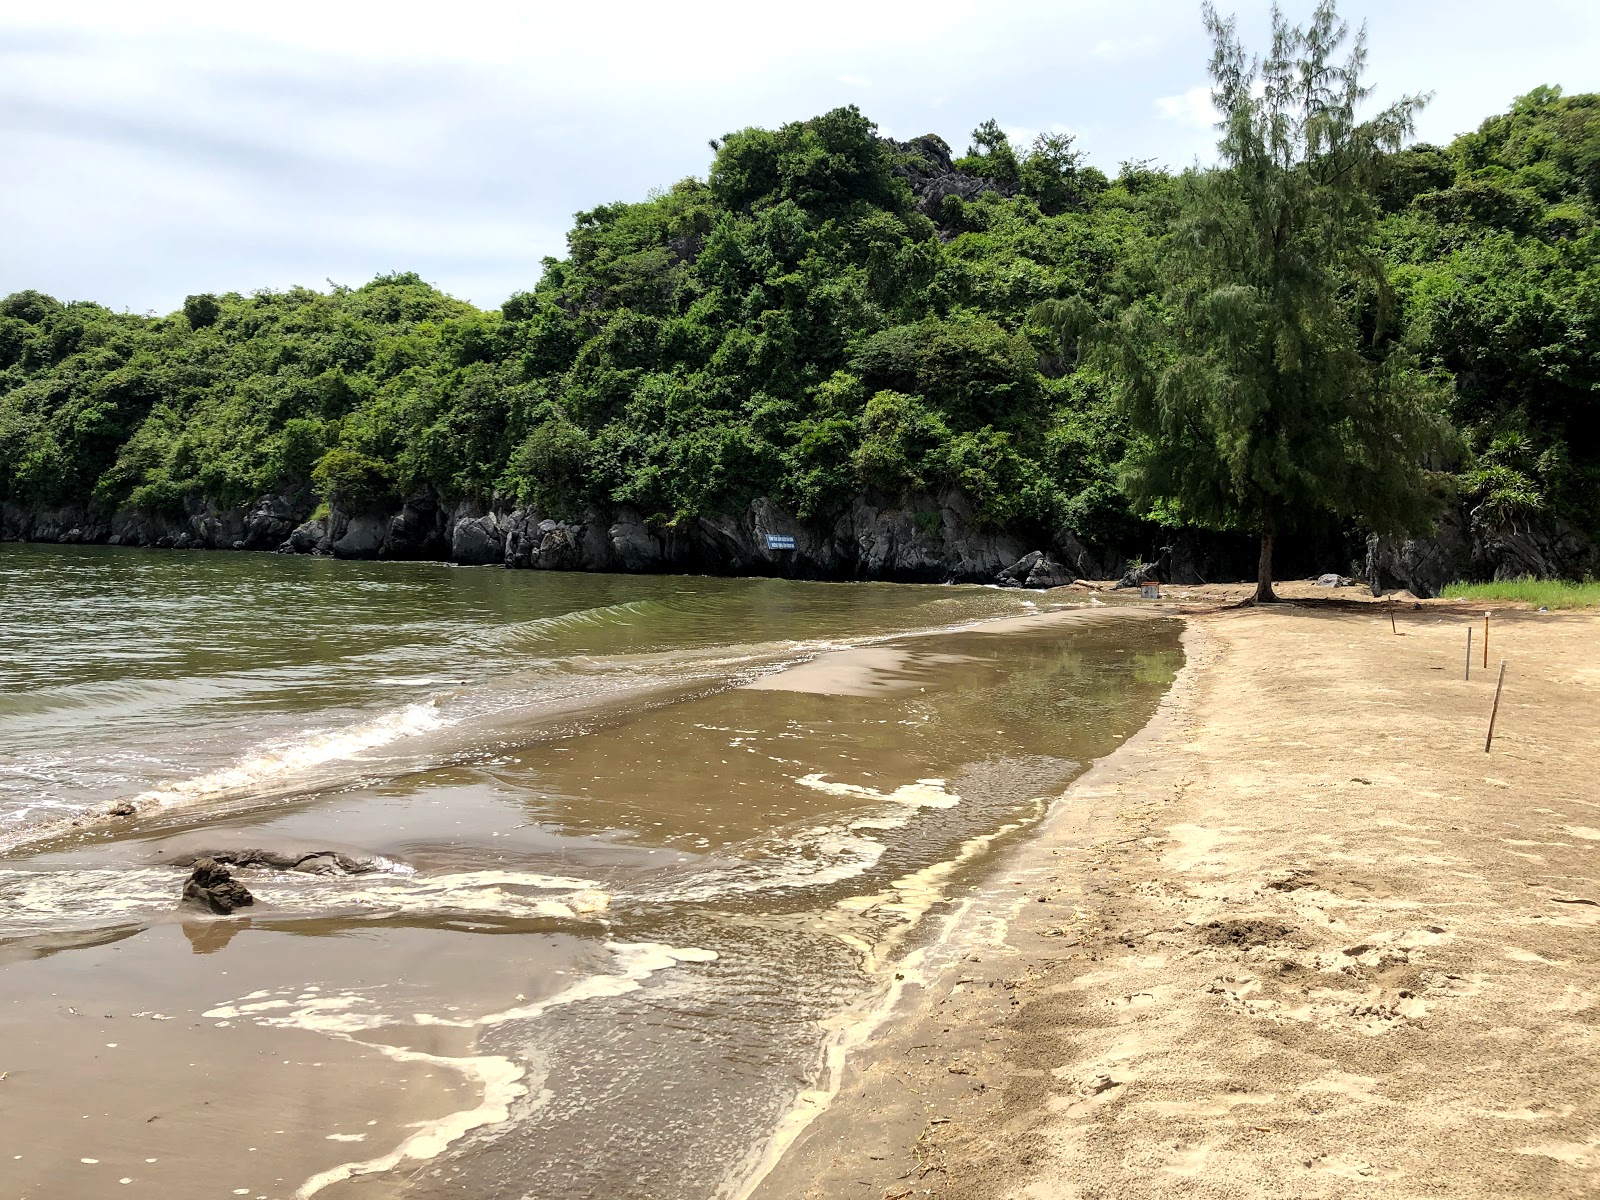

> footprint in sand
[1163,824,1240,872]
[1304,1153,1403,1179]
[1142,1092,1275,1118]
[1505,948,1570,966]
[1517,1139,1600,1168]
[1161,1143,1210,1174]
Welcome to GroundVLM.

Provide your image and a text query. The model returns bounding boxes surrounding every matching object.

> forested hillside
[2,89,1596,581]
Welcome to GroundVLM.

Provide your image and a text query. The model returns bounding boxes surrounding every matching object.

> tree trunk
[1254,527,1278,603]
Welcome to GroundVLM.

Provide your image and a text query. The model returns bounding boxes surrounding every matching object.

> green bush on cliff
[0,87,1596,557]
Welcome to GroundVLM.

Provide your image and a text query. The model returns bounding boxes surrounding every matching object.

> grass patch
[1441,578,1600,609]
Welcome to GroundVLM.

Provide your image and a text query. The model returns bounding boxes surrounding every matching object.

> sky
[3,0,1596,315]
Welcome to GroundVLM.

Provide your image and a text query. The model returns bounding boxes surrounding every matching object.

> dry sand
[746,585,1600,1199]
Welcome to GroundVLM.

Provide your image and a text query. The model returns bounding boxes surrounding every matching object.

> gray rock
[997,551,1074,589]
[997,550,1045,587]
[331,514,386,559]
[241,493,299,549]
[1114,562,1162,590]
[452,513,504,565]
[1023,555,1075,588]
[285,517,327,554]
[182,857,254,915]
[609,511,663,571]
[382,491,449,560]
[1363,504,1596,598]
[1314,573,1355,587]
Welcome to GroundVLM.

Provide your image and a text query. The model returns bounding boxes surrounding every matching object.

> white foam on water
[128,700,448,812]
[831,798,1046,972]
[199,939,718,1198]
[295,1046,525,1198]
[471,940,720,1027]
[0,698,457,856]
[0,865,609,938]
[654,826,888,902]
[796,774,960,809]
[648,777,964,904]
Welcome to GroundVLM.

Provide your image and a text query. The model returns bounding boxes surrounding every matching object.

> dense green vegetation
[1441,578,1600,608]
[2,73,1596,564]
[1048,1,1456,598]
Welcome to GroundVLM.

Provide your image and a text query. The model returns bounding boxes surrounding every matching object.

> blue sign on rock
[765,534,797,551]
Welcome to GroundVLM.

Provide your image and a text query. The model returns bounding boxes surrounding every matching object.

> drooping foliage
[1043,0,1460,599]
[1,74,1597,568]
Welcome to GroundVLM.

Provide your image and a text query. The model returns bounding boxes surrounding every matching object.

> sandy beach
[746,586,1600,1199]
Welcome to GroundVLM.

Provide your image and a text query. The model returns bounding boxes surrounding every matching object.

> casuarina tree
[1042,0,1455,601]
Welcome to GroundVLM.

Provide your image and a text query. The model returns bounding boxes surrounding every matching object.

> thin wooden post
[1484,659,1507,752]
[1483,612,1490,668]
[1389,605,1397,635]
[1465,627,1472,680]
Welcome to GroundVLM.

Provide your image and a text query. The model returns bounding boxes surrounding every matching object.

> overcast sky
[4,0,1595,315]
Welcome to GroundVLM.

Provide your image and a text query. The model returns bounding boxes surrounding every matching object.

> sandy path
[745,594,1600,1199]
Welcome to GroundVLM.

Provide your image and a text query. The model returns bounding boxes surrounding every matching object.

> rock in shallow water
[182,856,255,915]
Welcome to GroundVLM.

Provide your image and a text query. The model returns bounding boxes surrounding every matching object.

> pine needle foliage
[1045,0,1456,600]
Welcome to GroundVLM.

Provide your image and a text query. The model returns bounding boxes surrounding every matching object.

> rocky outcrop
[451,502,505,566]
[3,491,307,552]
[182,857,254,915]
[886,135,1013,236]
[10,483,1594,592]
[996,550,1075,589]
[169,847,391,875]
[497,492,1031,582]
[1114,561,1163,590]
[1365,505,1599,598]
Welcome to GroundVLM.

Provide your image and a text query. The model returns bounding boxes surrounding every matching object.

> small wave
[130,700,448,809]
[0,865,612,938]
[469,599,663,651]
[0,674,238,722]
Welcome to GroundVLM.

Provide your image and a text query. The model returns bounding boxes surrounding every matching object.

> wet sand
[2,597,1184,1200]
[746,586,1600,1199]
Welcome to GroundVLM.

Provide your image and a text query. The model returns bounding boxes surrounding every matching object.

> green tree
[1048,0,1453,600]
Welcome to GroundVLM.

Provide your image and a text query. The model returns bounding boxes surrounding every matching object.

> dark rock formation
[10,478,1593,594]
[1114,562,1163,590]
[182,857,255,915]
[169,847,389,875]
[451,504,505,565]
[997,550,1075,589]
[886,135,1013,237]
[1366,505,1598,597]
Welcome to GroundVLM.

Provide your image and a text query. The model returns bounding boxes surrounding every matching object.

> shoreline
[730,614,1211,1200]
[742,587,1600,1199]
[1,588,1181,1200]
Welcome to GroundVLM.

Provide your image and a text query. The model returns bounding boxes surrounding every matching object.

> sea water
[0,543,1180,1199]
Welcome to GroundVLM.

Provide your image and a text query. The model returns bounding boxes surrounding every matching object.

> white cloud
[1154,84,1218,129]
[2,0,1597,312]
[1092,34,1158,62]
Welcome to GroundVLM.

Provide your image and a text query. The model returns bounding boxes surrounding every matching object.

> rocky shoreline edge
[6,486,1597,597]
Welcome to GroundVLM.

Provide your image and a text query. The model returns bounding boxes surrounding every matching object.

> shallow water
[0,544,1181,1199]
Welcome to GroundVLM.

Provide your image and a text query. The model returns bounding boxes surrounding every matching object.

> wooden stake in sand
[1390,605,1397,635]
[1484,611,1490,668]
[1484,659,1507,752]
[1465,626,1472,680]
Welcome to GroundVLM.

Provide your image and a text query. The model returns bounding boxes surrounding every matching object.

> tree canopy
[2,65,1597,579]
[1043,0,1459,599]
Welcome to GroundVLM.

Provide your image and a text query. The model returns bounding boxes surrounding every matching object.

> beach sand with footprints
[745,585,1600,1199]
